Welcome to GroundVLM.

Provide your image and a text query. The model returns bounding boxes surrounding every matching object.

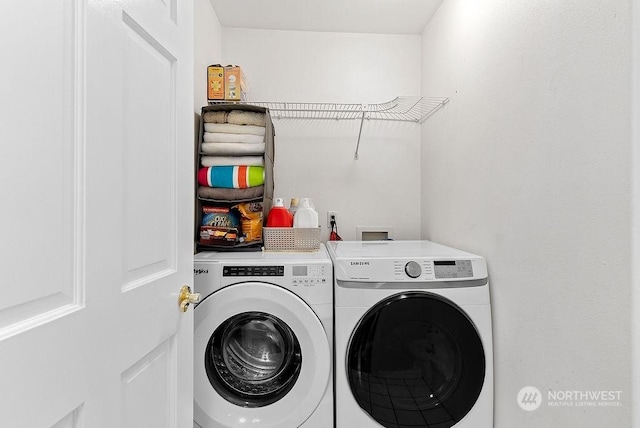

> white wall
[194,0,222,112]
[221,28,423,240]
[421,1,631,427]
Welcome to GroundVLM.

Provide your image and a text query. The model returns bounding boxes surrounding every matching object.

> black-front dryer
[328,240,493,428]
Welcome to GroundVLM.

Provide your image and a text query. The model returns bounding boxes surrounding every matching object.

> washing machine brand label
[350,261,369,266]
[193,268,209,275]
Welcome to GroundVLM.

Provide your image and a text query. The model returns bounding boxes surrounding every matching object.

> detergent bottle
[266,198,293,227]
[293,198,319,228]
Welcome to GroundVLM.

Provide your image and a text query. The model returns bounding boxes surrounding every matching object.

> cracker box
[224,65,247,101]
[207,65,224,101]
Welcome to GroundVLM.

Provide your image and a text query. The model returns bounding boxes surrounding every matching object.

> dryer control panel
[393,259,473,280]
[433,260,474,279]
[327,240,488,283]
[333,257,486,283]
[392,260,474,280]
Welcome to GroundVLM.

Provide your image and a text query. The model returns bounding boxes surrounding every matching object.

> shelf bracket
[354,109,366,160]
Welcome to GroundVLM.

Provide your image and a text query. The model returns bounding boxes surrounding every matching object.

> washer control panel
[291,264,329,286]
[223,265,284,276]
[222,264,328,286]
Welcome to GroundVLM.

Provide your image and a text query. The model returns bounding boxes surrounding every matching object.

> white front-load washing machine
[193,245,333,428]
[328,240,493,428]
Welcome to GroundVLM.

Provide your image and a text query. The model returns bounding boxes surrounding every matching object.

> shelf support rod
[354,107,367,160]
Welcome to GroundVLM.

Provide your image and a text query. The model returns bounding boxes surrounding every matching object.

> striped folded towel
[198,166,265,189]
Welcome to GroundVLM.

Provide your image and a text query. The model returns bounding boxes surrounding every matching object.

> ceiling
[209,0,444,35]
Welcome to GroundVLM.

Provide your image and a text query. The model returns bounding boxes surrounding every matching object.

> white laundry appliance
[328,240,493,428]
[193,245,333,428]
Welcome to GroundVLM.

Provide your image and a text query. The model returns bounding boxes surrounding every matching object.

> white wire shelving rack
[209,96,449,159]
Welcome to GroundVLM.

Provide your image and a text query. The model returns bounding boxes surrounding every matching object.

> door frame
[632,0,640,425]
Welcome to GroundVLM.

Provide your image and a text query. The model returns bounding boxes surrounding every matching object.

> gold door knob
[178,285,201,312]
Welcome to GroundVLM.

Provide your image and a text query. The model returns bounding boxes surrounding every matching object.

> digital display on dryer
[434,260,473,278]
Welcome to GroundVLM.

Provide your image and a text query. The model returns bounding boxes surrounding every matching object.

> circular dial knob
[404,261,422,278]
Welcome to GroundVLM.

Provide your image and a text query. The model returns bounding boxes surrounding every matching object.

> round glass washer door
[194,282,331,428]
[347,291,485,428]
[205,311,302,407]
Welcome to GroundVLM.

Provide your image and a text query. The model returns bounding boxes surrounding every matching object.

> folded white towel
[201,155,264,167]
[204,123,266,136]
[201,142,265,155]
[203,132,264,144]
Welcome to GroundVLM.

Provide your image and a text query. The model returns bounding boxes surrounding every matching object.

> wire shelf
[214,96,448,122]
[208,96,449,158]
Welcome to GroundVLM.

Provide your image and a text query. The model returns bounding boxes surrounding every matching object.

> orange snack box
[207,65,224,101]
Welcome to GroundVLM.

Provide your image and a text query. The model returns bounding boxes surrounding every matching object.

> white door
[0,0,194,426]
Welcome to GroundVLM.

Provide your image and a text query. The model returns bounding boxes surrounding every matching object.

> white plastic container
[292,198,319,228]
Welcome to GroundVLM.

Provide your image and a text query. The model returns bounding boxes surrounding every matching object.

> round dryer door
[347,291,485,428]
[194,282,330,428]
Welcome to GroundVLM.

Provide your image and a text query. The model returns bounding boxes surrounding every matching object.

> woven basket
[263,227,321,251]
